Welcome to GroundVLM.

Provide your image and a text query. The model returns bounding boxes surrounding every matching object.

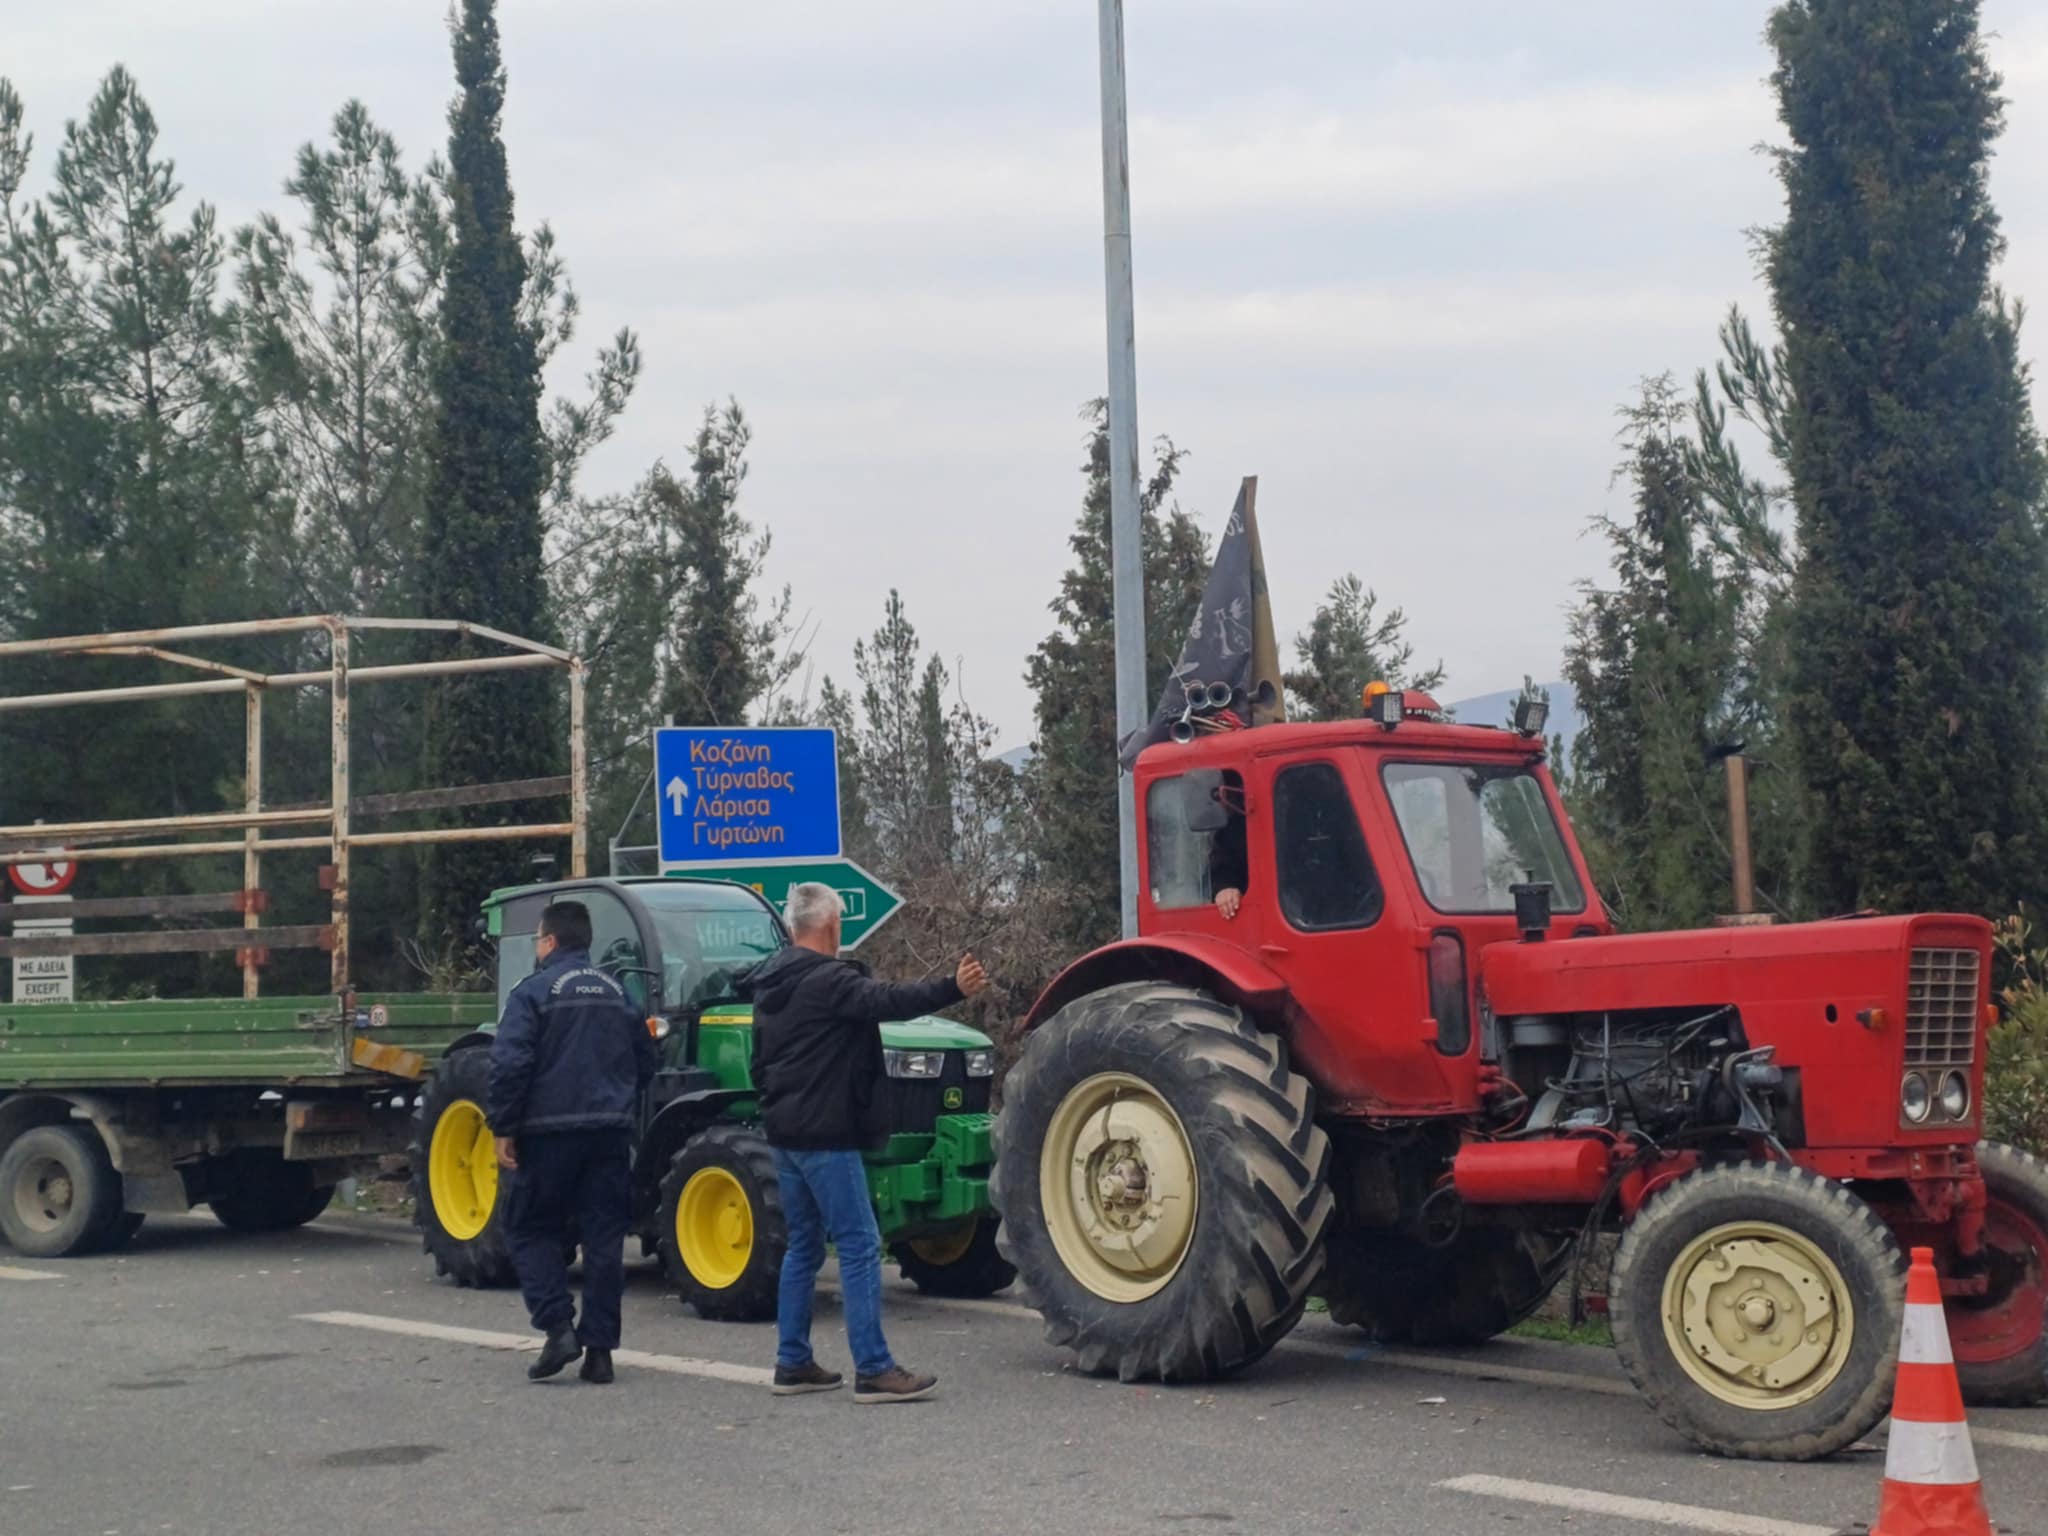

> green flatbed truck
[0,991,494,1256]
[411,875,1015,1315]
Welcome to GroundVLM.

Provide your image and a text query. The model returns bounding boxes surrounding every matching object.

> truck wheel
[210,1152,334,1233]
[410,1047,515,1287]
[1611,1160,1904,1461]
[991,983,1334,1382]
[1321,1228,1575,1345]
[892,1217,1017,1298]
[1950,1141,2048,1406]
[0,1124,124,1258]
[660,1125,784,1322]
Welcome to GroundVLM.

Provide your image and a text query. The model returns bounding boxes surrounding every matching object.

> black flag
[1120,476,1286,769]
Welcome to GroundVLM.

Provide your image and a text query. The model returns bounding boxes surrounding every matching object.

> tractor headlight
[1901,1072,1933,1124]
[964,1049,997,1078]
[883,1049,945,1080]
[1939,1071,1971,1121]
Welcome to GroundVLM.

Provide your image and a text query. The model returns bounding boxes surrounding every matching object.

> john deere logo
[942,1087,964,1110]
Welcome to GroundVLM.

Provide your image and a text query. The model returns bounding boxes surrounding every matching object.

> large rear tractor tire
[1950,1141,2048,1407]
[660,1124,784,1322]
[411,1047,515,1287]
[0,1124,125,1258]
[209,1151,334,1232]
[1321,1227,1575,1345]
[892,1216,1016,1298]
[991,983,1334,1383]
[1611,1160,1904,1461]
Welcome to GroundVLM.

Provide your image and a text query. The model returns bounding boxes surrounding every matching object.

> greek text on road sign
[9,895,74,1004]
[655,728,841,865]
[673,859,902,950]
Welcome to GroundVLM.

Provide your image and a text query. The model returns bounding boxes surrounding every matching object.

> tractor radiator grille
[1905,948,1980,1070]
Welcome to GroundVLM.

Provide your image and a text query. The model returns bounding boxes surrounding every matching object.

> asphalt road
[3,1212,2045,1536]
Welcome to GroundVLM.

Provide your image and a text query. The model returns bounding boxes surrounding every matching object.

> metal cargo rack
[0,616,586,998]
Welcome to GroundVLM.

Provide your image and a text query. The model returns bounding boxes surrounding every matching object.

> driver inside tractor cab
[1207,770,1249,919]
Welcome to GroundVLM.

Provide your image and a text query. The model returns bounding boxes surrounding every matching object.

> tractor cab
[1129,690,1603,1112]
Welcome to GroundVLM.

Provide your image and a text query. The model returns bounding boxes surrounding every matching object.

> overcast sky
[12,1,2048,746]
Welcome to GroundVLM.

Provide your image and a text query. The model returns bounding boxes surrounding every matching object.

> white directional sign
[10,894,73,1005]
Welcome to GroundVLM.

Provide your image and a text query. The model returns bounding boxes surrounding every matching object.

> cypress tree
[1024,401,1209,951]
[417,0,555,946]
[1768,0,2048,915]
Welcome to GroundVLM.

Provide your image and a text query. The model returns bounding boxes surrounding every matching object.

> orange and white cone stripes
[1872,1246,1993,1536]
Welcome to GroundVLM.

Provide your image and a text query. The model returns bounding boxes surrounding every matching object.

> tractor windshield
[636,884,787,1013]
[1381,761,1585,915]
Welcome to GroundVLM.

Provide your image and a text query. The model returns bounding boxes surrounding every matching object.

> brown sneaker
[854,1366,937,1404]
[772,1361,844,1396]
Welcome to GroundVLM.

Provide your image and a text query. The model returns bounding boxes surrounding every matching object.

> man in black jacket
[743,882,987,1403]
[487,900,658,1385]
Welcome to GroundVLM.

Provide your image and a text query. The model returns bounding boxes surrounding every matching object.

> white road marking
[0,1264,60,1281]
[1951,1424,2048,1455]
[297,1310,773,1388]
[1438,1474,1835,1536]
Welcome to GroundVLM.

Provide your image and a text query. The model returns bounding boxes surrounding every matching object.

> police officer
[487,900,657,1384]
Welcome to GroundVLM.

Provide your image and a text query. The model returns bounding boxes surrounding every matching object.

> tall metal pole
[1098,0,1147,939]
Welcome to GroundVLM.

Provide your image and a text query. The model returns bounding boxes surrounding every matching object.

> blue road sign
[654,727,841,866]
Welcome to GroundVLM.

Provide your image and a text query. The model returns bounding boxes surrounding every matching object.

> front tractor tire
[660,1125,785,1321]
[1321,1227,1575,1346]
[1611,1160,1905,1461]
[1950,1141,2048,1407]
[892,1216,1017,1298]
[991,983,1334,1383]
[411,1047,515,1288]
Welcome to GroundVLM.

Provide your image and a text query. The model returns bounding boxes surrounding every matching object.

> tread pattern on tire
[1610,1159,1904,1462]
[991,982,1334,1383]
[1955,1140,2048,1408]
[409,1046,516,1288]
[658,1122,785,1322]
[1321,1227,1575,1346]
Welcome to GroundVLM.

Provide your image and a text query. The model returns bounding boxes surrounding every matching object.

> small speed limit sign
[7,859,77,895]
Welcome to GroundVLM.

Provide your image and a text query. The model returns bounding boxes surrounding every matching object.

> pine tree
[1285,575,1444,722]
[1768,0,2048,916]
[417,0,556,945]
[1024,400,1209,951]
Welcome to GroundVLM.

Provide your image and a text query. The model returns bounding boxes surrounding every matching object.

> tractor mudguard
[1022,936,1291,1034]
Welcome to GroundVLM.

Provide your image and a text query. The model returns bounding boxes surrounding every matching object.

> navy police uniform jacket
[487,946,658,1137]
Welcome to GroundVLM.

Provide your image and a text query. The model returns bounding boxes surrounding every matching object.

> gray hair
[784,881,844,935]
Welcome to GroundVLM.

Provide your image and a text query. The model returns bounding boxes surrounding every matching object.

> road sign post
[654,727,840,867]
[672,859,903,950]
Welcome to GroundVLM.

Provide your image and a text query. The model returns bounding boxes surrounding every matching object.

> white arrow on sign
[665,776,691,816]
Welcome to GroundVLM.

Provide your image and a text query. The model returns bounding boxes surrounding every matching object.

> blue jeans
[774,1147,895,1379]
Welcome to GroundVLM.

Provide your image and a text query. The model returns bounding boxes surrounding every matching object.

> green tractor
[409,875,1014,1315]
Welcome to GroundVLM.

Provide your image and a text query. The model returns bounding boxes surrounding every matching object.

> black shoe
[579,1348,614,1385]
[528,1327,582,1381]
[772,1361,845,1396]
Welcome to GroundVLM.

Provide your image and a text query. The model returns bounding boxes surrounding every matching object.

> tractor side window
[1146,774,1245,910]
[1273,762,1382,932]
[493,895,548,1018]
[582,891,651,1010]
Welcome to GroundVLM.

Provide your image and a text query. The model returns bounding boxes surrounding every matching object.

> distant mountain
[1444,680,1582,763]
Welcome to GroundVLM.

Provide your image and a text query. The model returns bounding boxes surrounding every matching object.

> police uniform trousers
[506,1128,632,1350]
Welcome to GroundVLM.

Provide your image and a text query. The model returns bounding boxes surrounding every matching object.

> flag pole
[1098,0,1147,940]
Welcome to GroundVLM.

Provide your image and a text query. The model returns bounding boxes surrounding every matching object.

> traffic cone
[1872,1246,1993,1536]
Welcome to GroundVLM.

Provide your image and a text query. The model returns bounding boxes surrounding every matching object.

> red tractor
[990,689,2048,1459]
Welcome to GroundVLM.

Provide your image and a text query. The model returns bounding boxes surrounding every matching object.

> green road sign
[669,858,903,949]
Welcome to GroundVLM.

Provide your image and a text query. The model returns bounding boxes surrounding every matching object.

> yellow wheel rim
[1039,1071,1198,1303]
[427,1098,497,1243]
[908,1223,979,1267]
[678,1166,754,1290]
[1660,1220,1856,1409]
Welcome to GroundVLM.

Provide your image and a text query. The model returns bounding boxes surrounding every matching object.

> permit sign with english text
[655,727,841,867]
